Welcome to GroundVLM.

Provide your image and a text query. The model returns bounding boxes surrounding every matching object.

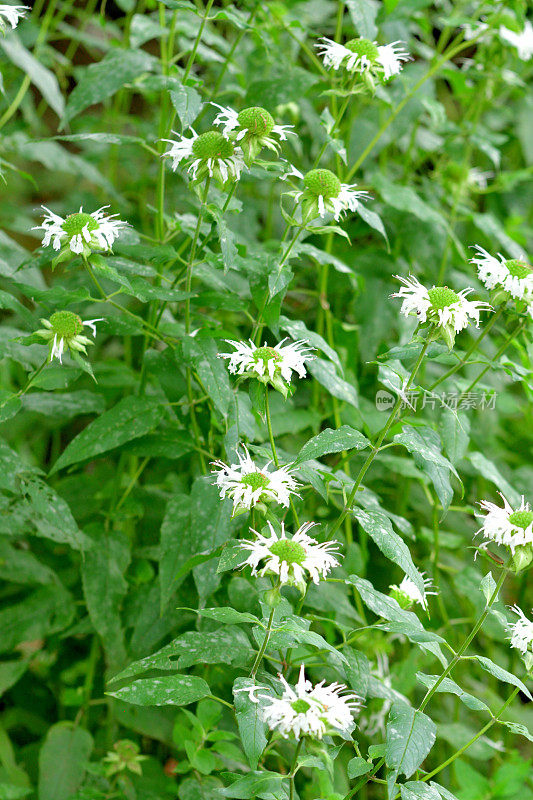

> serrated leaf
[346,576,446,664]
[394,425,460,511]
[38,723,93,800]
[347,756,372,779]
[345,0,378,38]
[308,358,358,407]
[182,337,232,416]
[353,510,427,601]
[474,656,532,700]
[81,528,130,670]
[386,702,436,783]
[109,627,250,684]
[278,315,342,372]
[50,396,164,473]
[0,36,64,118]
[294,425,369,466]
[357,204,390,250]
[63,49,154,123]
[416,673,489,712]
[197,607,260,625]
[233,678,268,769]
[401,782,442,800]
[108,674,211,706]
[169,84,202,128]
[500,721,533,742]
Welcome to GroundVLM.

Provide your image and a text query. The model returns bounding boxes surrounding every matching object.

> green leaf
[415,673,489,712]
[38,722,93,800]
[109,627,251,684]
[108,674,211,707]
[63,49,154,123]
[0,786,32,800]
[159,493,192,611]
[294,425,369,466]
[197,607,260,625]
[50,396,164,473]
[217,770,285,798]
[373,175,448,230]
[0,585,74,655]
[169,84,202,128]
[400,782,442,800]
[385,702,436,783]
[233,678,268,769]
[278,315,342,372]
[347,757,373,779]
[353,510,427,601]
[474,656,532,700]
[394,425,460,511]
[345,0,378,38]
[428,783,460,800]
[308,358,358,408]
[468,452,523,507]
[439,409,470,465]
[182,338,233,417]
[81,528,130,670]
[0,36,65,118]
[357,204,390,250]
[159,477,233,609]
[500,721,533,743]
[17,475,90,550]
[22,390,105,421]
[346,576,446,664]
[0,661,28,699]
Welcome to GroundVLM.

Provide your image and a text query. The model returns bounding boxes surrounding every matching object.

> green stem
[429,307,503,390]
[414,687,520,788]
[182,0,215,84]
[252,227,303,344]
[184,178,211,334]
[344,34,483,182]
[418,563,509,713]
[264,386,279,468]
[82,258,175,347]
[209,4,259,97]
[0,0,59,130]
[329,334,431,538]
[2,359,48,409]
[265,385,300,527]
[250,604,276,678]
[461,318,526,396]
[312,92,352,168]
[289,738,304,800]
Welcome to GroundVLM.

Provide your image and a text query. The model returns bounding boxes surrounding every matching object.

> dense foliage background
[0,1,532,798]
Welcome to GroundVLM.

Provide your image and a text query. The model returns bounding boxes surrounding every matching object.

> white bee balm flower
[500,20,533,61]
[471,245,533,317]
[508,605,533,655]
[285,167,369,223]
[261,665,361,740]
[211,446,300,515]
[316,37,410,80]
[391,275,492,348]
[36,311,102,364]
[220,338,314,397]
[211,104,295,165]
[34,206,126,257]
[389,573,435,612]
[239,521,340,591]
[477,494,533,553]
[162,128,245,185]
[0,4,28,31]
